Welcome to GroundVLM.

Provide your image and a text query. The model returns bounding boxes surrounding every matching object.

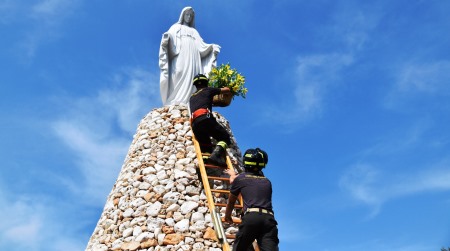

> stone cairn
[85,105,243,251]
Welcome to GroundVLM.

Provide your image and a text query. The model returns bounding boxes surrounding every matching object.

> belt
[190,108,210,123]
[245,208,274,215]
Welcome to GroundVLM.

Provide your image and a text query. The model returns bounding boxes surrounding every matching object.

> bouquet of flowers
[208,63,248,99]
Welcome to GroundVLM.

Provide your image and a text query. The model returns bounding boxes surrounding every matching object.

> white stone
[142,167,156,175]
[192,242,205,251]
[174,169,189,179]
[144,174,158,184]
[205,213,212,223]
[133,226,142,236]
[165,218,175,226]
[166,159,176,166]
[173,212,184,222]
[147,218,164,232]
[164,181,174,191]
[190,212,204,223]
[110,240,123,250]
[163,191,181,204]
[176,158,191,165]
[157,233,166,245]
[176,183,185,192]
[225,226,239,234]
[135,232,151,242]
[180,201,199,214]
[174,219,189,232]
[139,182,151,190]
[136,190,148,197]
[130,198,146,208]
[153,185,165,194]
[174,123,183,130]
[190,220,206,231]
[185,195,199,202]
[156,170,168,180]
[92,244,108,251]
[185,237,194,245]
[146,201,162,216]
[197,206,208,214]
[130,216,146,226]
[166,204,180,212]
[123,208,134,218]
[123,227,133,237]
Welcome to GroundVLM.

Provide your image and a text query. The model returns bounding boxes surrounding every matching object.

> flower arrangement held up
[208,63,247,106]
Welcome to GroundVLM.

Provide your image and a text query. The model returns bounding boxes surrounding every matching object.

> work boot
[209,145,226,167]
[202,152,211,164]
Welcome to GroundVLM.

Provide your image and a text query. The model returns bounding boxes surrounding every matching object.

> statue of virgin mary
[159,7,221,106]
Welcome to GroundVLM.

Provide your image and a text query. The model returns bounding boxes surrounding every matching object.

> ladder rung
[211,189,230,194]
[216,203,243,208]
[221,217,242,224]
[204,163,227,169]
[226,234,236,239]
[207,176,230,182]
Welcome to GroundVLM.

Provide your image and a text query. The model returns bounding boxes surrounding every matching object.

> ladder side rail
[192,135,231,251]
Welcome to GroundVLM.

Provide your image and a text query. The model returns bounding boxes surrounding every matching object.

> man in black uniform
[225,148,279,251]
[189,74,231,166]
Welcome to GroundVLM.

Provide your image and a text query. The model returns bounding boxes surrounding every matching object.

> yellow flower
[208,63,247,99]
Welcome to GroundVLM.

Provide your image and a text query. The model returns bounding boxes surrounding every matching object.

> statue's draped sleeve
[159,32,170,105]
[159,25,179,105]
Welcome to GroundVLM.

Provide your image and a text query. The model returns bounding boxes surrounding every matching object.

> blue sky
[1,1,450,250]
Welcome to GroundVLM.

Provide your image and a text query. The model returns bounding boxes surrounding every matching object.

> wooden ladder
[192,135,260,251]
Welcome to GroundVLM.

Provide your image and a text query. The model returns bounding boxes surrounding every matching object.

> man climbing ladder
[225,148,280,251]
[189,74,231,167]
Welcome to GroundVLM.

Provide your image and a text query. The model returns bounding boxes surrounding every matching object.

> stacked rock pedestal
[85,105,243,251]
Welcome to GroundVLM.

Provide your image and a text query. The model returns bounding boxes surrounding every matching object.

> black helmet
[243,148,268,169]
[192,74,208,86]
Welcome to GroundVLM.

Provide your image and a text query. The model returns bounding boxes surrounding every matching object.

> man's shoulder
[238,172,268,180]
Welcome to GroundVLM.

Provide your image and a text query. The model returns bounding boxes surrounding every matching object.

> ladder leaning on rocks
[192,134,261,251]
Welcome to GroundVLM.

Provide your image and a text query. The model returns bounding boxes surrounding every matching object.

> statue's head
[178,7,195,27]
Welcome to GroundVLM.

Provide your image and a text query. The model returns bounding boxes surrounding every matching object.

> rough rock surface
[85,105,243,251]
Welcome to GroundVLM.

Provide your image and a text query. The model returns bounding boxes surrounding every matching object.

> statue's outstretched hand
[213,44,221,54]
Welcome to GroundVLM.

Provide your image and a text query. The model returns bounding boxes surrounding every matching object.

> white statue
[159,6,221,106]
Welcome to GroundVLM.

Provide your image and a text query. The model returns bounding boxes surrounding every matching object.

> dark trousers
[192,116,231,153]
[233,212,279,251]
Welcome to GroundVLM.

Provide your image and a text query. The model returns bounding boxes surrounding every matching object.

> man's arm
[225,168,238,183]
[220,87,231,93]
[224,193,238,223]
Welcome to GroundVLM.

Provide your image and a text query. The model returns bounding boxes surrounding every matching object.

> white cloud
[0,185,87,251]
[0,196,44,248]
[340,158,450,217]
[294,54,354,108]
[330,2,380,51]
[4,217,42,245]
[267,53,353,126]
[52,67,160,203]
[397,61,450,94]
[385,60,450,109]
[32,0,73,15]
[3,0,81,60]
